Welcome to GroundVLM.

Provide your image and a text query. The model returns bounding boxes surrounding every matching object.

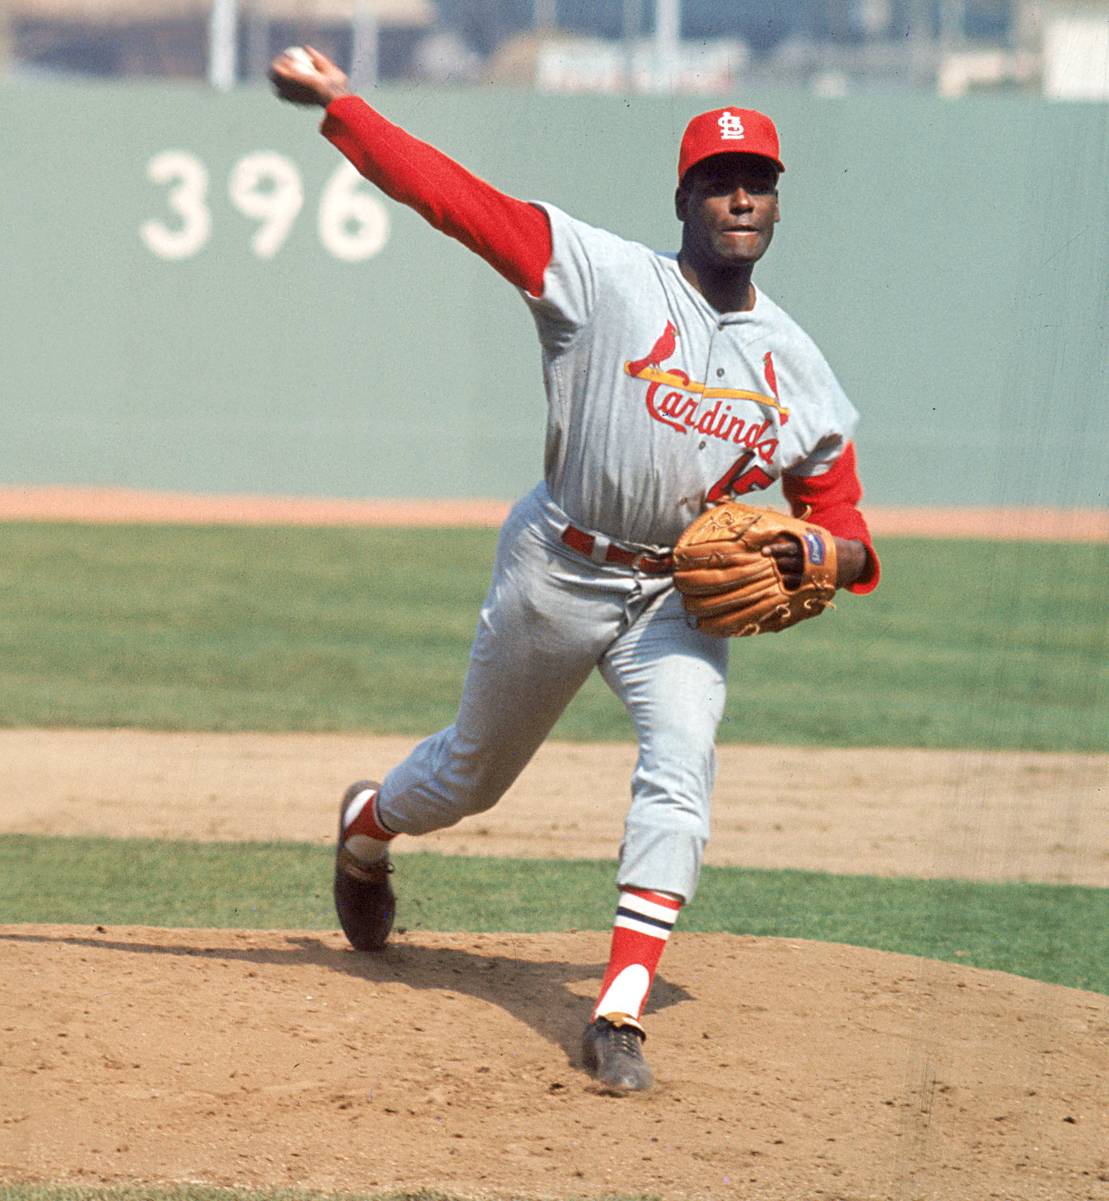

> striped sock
[591,887,682,1031]
[341,786,397,864]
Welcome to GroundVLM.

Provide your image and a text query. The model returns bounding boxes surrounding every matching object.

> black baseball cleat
[334,780,396,951]
[582,1015,653,1092]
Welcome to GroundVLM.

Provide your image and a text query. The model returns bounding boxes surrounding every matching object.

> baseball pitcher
[270,47,880,1093]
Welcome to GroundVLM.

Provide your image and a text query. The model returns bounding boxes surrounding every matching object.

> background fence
[1,80,1106,506]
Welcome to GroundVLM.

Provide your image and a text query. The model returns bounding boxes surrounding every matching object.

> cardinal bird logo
[762,351,780,402]
[625,321,678,378]
[623,325,790,436]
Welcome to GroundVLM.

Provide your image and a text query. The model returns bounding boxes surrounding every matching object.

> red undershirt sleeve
[782,442,880,594]
[320,95,552,297]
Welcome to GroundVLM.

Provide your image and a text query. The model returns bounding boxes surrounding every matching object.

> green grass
[3,835,1105,994]
[0,523,1105,749]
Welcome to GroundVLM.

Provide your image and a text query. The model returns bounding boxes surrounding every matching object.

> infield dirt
[3,730,1108,1201]
[4,729,1108,886]
[2,925,1107,1201]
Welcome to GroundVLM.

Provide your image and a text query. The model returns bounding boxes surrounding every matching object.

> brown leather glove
[673,503,838,637]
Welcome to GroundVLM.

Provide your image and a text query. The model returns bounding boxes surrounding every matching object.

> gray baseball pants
[376,484,730,902]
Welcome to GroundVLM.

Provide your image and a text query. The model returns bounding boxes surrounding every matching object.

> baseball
[282,46,319,74]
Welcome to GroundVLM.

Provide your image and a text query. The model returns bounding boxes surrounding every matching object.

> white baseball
[282,46,319,75]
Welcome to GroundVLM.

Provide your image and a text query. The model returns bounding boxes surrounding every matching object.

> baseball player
[271,47,880,1093]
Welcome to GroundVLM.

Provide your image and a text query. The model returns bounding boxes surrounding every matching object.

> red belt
[560,525,673,574]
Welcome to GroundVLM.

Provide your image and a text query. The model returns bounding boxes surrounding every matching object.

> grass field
[1,524,1106,750]
[3,836,1106,993]
[3,522,1106,990]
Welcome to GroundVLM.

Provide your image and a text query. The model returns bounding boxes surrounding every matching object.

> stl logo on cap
[717,111,745,141]
[678,107,785,181]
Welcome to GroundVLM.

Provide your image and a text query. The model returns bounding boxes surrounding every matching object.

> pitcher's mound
[1,926,1105,1201]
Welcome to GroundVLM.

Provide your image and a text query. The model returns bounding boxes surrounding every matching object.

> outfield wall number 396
[140,150,390,262]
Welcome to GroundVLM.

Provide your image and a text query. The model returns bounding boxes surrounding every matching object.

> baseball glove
[673,503,838,637]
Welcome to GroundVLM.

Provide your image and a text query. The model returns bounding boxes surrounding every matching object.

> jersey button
[716,367,725,378]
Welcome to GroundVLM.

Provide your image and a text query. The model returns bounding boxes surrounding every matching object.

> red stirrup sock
[341,785,397,864]
[591,888,682,1032]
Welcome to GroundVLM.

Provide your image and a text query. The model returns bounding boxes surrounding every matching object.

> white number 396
[140,150,390,263]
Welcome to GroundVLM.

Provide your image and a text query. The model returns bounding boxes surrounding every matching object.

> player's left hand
[764,536,866,590]
[761,537,803,588]
[674,502,840,637]
[269,46,351,108]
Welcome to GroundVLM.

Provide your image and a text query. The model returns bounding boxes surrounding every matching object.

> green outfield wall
[1,80,1105,506]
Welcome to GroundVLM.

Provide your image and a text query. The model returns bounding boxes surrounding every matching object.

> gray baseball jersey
[524,204,860,550]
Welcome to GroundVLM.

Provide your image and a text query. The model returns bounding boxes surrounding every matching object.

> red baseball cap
[678,107,785,181]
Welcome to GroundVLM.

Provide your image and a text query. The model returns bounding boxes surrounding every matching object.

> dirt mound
[2,925,1105,1201]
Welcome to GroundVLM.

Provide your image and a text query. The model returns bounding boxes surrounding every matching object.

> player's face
[676,154,780,269]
